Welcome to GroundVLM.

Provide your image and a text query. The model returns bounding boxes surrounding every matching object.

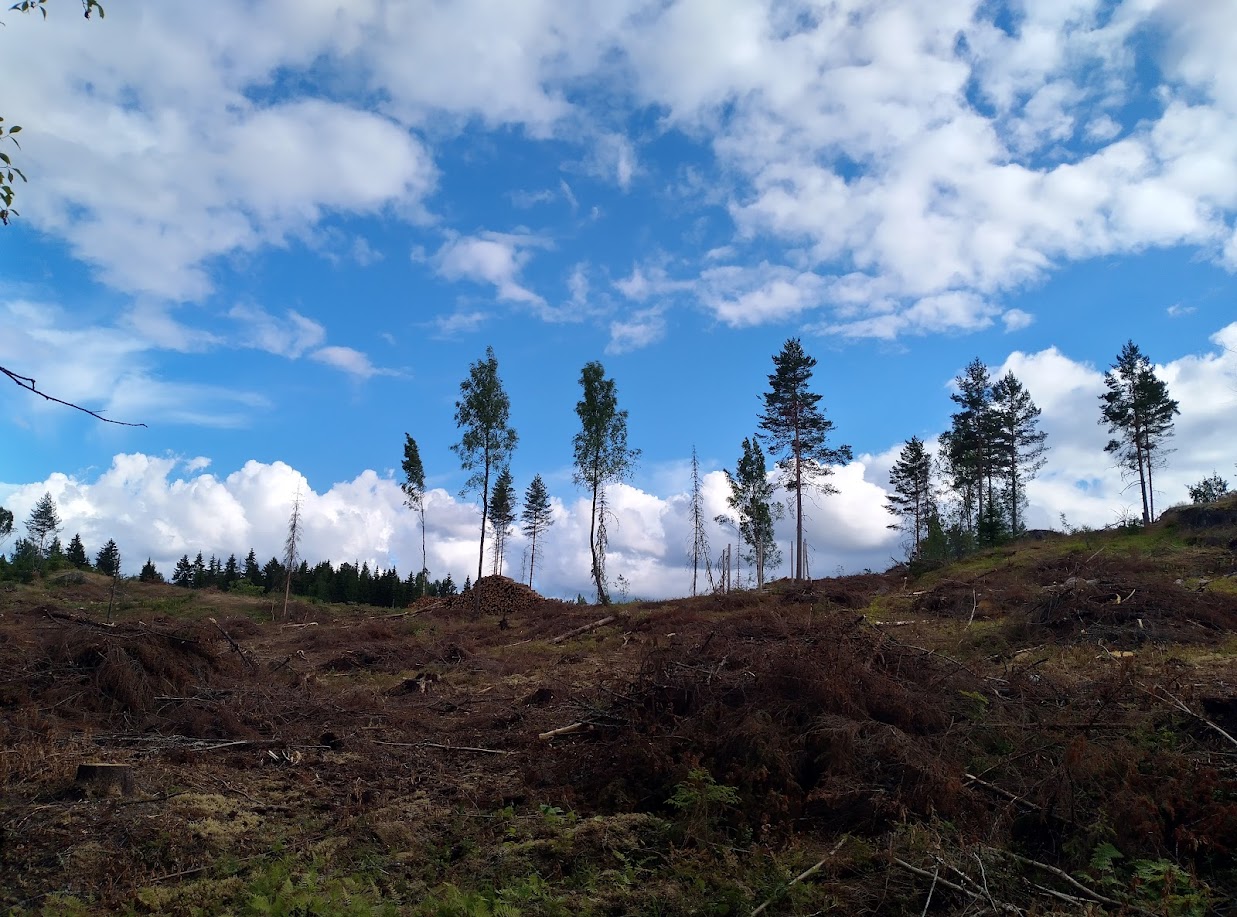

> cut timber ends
[75,762,134,797]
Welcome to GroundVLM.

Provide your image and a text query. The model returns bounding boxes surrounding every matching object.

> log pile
[445,575,553,616]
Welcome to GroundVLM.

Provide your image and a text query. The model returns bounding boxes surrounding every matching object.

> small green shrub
[668,768,740,846]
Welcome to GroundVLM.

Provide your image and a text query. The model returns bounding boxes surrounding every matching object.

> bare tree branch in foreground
[2,364,146,427]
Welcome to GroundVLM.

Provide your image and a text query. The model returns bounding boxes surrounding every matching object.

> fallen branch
[378,602,442,620]
[890,858,1022,913]
[551,615,616,644]
[208,617,254,669]
[996,850,1153,915]
[751,836,847,916]
[964,773,1040,811]
[1154,688,1237,751]
[373,740,512,755]
[538,722,588,740]
[43,609,116,630]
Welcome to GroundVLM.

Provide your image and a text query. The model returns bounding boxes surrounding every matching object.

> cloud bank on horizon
[2,324,1234,599]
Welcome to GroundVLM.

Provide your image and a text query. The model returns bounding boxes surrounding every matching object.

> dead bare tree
[281,490,302,621]
[689,446,710,596]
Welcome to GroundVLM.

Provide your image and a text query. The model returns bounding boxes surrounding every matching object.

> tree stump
[75,762,134,797]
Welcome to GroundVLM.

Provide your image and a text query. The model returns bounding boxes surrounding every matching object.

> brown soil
[1,539,1235,915]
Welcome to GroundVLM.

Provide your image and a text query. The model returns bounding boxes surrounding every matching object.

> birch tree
[453,347,518,586]
[573,361,639,605]
[722,436,781,589]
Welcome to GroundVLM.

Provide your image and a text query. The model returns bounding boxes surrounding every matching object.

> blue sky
[2,0,1236,599]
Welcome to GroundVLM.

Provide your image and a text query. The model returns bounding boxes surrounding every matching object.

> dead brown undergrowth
[1,527,1235,914]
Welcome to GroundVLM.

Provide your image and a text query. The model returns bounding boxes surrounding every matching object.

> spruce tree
[401,433,429,592]
[573,361,640,604]
[222,554,239,589]
[95,539,121,577]
[452,347,518,590]
[486,467,516,577]
[65,533,88,568]
[206,555,221,587]
[139,558,163,583]
[191,552,206,588]
[758,339,852,582]
[1099,341,1180,525]
[991,371,1047,536]
[262,557,284,594]
[0,506,12,542]
[172,554,193,587]
[521,474,554,590]
[722,436,781,589]
[243,549,261,585]
[886,436,936,558]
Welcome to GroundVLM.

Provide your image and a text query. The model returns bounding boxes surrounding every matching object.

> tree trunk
[477,461,490,587]
[589,477,608,605]
[794,454,804,582]
[419,504,427,596]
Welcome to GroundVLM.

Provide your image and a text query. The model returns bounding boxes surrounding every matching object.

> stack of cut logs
[444,575,551,616]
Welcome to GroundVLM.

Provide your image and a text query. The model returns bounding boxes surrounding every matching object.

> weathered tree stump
[74,762,134,797]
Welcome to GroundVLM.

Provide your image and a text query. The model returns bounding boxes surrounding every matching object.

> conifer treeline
[885,340,1183,569]
[163,550,459,605]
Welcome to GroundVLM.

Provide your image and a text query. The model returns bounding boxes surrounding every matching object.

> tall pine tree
[1099,341,1180,526]
[886,436,936,558]
[487,467,516,577]
[758,339,852,582]
[991,371,1047,537]
[940,359,1000,543]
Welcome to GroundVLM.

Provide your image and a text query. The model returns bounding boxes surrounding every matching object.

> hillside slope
[1,511,1235,915]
